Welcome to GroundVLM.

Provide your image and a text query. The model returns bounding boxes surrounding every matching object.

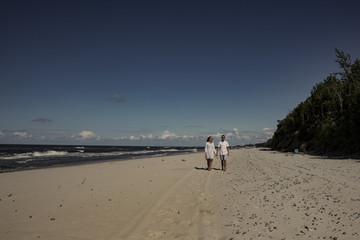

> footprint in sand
[189,202,197,208]
[199,209,214,215]
[157,208,174,216]
[202,219,212,226]
[164,217,177,224]
[179,220,193,226]
[148,231,166,238]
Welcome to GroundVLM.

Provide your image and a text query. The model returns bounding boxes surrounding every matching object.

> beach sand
[1,148,359,239]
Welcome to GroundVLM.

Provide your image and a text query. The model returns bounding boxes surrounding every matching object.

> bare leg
[208,159,213,171]
[223,160,226,171]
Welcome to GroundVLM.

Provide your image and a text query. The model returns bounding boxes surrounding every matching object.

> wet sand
[0,148,359,239]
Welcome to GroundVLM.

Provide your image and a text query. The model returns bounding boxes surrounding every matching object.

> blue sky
[1,0,360,146]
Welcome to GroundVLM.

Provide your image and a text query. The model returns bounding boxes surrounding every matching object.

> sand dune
[1,148,359,239]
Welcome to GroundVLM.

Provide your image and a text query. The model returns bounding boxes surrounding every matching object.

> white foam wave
[79,150,154,158]
[32,151,68,157]
[16,159,34,164]
[1,148,195,162]
[1,153,30,160]
[160,149,179,152]
[1,151,68,160]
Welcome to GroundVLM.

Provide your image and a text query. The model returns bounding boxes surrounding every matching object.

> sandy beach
[1,148,359,240]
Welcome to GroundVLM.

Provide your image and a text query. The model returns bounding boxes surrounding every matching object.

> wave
[0,146,201,173]
[2,150,68,160]
[16,159,35,164]
[33,151,68,157]
[0,148,199,160]
[160,149,179,152]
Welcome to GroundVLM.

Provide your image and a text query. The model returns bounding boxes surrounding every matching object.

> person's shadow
[194,167,221,171]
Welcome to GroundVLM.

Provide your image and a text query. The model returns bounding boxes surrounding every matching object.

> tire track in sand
[110,167,223,240]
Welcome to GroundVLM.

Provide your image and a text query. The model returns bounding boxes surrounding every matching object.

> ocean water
[0,144,200,173]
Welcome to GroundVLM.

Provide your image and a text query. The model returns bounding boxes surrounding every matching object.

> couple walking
[204,135,229,171]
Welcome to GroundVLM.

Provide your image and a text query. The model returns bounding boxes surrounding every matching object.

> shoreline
[0,147,200,174]
[1,149,359,239]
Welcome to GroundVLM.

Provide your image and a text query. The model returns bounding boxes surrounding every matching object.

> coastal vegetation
[267,49,360,155]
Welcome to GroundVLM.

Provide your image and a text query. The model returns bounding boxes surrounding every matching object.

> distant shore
[1,149,359,239]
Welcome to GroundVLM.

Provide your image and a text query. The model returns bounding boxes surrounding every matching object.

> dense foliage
[267,49,360,155]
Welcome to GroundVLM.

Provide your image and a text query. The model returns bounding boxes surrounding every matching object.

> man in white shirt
[216,135,230,171]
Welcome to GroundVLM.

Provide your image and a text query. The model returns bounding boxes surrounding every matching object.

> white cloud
[77,131,100,141]
[118,130,195,143]
[240,135,251,141]
[182,135,195,139]
[225,132,234,138]
[140,134,153,140]
[0,127,274,146]
[208,128,274,146]
[159,130,179,139]
[13,131,30,139]
[129,136,139,140]
[262,128,275,136]
[213,132,222,138]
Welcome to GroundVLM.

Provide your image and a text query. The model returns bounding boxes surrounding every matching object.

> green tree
[267,49,360,155]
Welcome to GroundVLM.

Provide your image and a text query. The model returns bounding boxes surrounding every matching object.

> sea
[0,144,200,173]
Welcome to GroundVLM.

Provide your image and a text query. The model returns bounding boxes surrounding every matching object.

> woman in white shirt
[205,136,216,171]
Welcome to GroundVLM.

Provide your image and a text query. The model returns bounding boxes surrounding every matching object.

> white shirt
[218,141,229,155]
[205,142,216,159]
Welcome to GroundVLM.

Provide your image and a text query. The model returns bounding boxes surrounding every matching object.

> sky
[1,0,360,146]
